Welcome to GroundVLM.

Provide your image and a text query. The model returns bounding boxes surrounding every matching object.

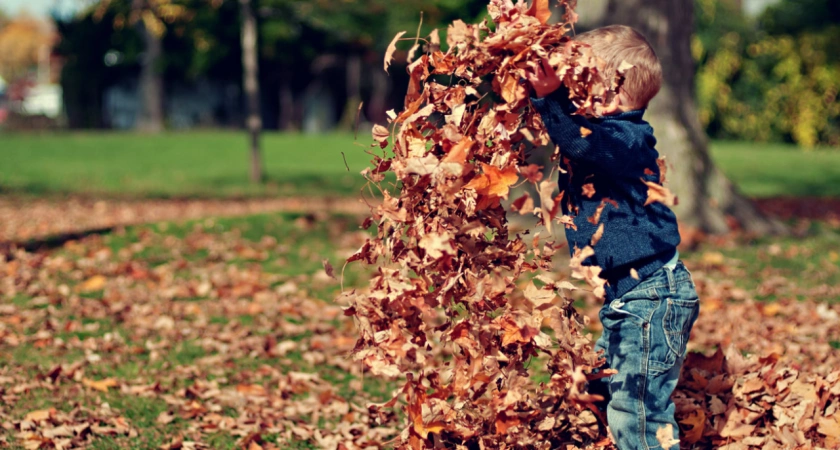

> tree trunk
[240,0,263,183]
[135,20,164,133]
[279,69,295,130]
[338,53,362,130]
[603,0,784,234]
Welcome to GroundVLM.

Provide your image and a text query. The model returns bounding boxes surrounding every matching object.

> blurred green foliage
[694,0,840,147]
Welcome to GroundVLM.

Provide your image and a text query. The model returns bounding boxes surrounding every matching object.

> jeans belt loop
[666,265,676,293]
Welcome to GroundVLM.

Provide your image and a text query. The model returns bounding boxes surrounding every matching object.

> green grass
[0,132,376,198]
[710,141,840,198]
[1,132,838,199]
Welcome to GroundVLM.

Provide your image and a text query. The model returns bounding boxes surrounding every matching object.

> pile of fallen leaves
[344,0,631,447]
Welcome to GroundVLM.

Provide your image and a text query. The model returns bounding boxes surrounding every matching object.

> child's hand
[525,58,562,98]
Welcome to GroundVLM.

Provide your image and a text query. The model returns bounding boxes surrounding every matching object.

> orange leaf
[83,377,118,392]
[443,138,472,165]
[526,0,552,24]
[79,275,106,292]
[643,180,677,207]
[580,126,592,138]
[384,31,407,72]
[499,316,539,346]
[679,409,705,444]
[236,384,266,396]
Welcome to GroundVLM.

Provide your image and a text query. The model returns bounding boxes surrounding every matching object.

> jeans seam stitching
[640,315,650,450]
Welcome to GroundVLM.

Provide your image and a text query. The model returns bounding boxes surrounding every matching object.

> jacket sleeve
[530,88,650,175]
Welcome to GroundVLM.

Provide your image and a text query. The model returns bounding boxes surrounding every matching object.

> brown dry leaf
[581,183,595,198]
[655,424,679,449]
[679,409,705,443]
[24,409,55,422]
[580,126,592,138]
[322,259,336,280]
[590,223,605,246]
[82,378,118,392]
[384,31,407,72]
[526,0,552,24]
[523,282,555,308]
[372,124,390,143]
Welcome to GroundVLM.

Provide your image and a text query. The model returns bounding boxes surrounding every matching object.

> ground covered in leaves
[1,209,839,448]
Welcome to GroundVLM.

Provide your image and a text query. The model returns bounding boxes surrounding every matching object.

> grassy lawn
[2,132,838,199]
[709,141,840,198]
[0,132,375,198]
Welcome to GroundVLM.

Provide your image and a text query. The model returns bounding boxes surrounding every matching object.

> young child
[526,25,700,450]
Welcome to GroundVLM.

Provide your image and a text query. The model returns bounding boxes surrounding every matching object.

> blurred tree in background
[0,15,54,83]
[50,0,839,148]
[695,0,840,147]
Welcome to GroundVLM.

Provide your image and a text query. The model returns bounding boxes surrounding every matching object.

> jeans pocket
[663,296,699,358]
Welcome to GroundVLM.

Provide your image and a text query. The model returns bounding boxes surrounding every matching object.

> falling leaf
[526,0,552,24]
[630,268,639,279]
[523,282,555,308]
[384,31,407,72]
[581,183,595,198]
[590,223,604,246]
[580,126,592,138]
[322,259,336,279]
[643,180,677,207]
[372,124,390,143]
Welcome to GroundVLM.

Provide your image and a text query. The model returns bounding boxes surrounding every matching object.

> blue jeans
[591,261,700,450]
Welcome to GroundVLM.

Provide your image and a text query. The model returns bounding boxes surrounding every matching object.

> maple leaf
[499,316,540,346]
[523,282,555,308]
[464,163,518,199]
[679,409,705,444]
[384,31,407,72]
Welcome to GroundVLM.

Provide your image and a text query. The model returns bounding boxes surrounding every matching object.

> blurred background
[0,0,838,241]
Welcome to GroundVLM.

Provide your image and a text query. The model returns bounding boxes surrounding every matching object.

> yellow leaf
[79,275,106,292]
[464,163,518,199]
[83,377,118,392]
[24,408,54,422]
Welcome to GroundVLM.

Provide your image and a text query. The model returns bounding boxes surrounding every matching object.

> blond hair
[575,25,662,110]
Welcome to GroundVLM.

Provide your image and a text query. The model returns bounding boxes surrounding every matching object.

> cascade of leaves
[344,0,643,447]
